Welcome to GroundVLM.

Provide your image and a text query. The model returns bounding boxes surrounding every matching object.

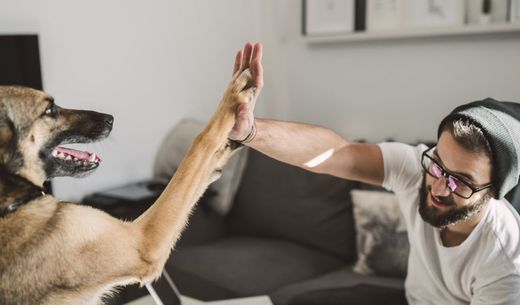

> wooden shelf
[305,23,520,43]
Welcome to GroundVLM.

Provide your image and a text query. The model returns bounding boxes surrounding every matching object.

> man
[229,42,520,304]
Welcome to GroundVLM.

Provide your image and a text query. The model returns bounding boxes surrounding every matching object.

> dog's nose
[104,115,114,127]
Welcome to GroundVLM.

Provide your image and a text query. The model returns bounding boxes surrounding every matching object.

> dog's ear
[0,117,19,168]
[0,119,14,148]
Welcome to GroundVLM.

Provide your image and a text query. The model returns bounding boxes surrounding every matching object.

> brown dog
[0,68,254,304]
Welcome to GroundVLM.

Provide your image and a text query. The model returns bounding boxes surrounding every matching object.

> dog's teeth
[65,155,72,161]
[52,150,58,157]
[88,153,97,162]
[57,151,65,158]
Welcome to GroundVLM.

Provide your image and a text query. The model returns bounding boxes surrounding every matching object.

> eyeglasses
[421,146,493,199]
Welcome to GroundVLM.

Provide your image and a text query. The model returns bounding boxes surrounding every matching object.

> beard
[418,174,491,229]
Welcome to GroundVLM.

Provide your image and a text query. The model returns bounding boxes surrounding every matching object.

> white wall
[1,0,520,200]
[0,0,273,201]
[274,0,520,143]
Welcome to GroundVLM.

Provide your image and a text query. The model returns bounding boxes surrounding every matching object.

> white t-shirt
[379,142,520,305]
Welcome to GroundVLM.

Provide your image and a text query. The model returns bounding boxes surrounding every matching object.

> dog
[0,68,254,305]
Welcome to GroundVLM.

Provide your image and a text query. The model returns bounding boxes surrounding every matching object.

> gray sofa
[168,148,406,305]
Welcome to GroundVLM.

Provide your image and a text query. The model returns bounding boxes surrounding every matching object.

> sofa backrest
[228,149,359,261]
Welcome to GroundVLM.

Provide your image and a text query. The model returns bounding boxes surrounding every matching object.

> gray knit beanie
[438,98,520,199]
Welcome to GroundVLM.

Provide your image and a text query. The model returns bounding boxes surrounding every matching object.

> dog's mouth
[37,109,113,179]
[50,146,102,170]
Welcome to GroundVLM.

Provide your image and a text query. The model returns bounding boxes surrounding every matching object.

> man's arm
[249,119,384,185]
[228,43,384,186]
[471,274,520,305]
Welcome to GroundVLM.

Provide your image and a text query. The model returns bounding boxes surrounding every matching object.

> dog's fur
[0,68,253,305]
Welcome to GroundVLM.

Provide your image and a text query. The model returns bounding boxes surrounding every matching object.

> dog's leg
[130,69,254,283]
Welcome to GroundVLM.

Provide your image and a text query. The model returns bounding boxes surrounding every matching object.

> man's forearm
[247,118,350,173]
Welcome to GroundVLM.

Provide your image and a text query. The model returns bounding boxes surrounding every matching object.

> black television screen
[0,35,43,90]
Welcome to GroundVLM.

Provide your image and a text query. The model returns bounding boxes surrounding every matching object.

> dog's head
[0,86,113,187]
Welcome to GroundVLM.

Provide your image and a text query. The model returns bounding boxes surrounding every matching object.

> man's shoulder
[378,142,429,154]
[378,142,430,170]
[378,142,428,194]
[478,199,520,272]
[488,199,520,251]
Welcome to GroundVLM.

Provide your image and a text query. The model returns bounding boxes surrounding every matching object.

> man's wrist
[231,121,257,146]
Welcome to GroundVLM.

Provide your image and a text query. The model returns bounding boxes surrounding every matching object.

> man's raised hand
[228,42,263,143]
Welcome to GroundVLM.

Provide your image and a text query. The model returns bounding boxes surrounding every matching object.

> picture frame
[366,0,406,31]
[467,0,510,25]
[409,0,465,28]
[302,0,355,36]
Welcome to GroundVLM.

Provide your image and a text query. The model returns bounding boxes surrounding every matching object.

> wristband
[231,121,257,145]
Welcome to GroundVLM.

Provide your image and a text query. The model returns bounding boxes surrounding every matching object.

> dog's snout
[104,115,114,128]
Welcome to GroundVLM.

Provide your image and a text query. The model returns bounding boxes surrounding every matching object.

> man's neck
[440,204,489,247]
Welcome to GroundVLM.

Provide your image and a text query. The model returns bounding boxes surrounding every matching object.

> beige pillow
[153,118,248,215]
[351,190,409,278]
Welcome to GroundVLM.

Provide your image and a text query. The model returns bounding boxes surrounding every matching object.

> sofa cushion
[228,149,358,260]
[350,190,409,278]
[167,237,345,301]
[270,265,405,305]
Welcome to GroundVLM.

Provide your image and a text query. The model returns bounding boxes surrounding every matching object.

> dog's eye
[44,105,58,118]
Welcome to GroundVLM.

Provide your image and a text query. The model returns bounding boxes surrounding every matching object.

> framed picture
[409,0,465,27]
[303,0,354,35]
[467,0,509,25]
[366,0,406,31]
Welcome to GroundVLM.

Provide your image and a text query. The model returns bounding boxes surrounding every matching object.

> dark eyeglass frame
[421,146,493,199]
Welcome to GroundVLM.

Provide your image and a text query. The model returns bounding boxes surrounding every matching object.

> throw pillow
[350,190,409,278]
[153,118,249,215]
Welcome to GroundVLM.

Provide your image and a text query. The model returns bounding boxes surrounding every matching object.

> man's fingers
[241,42,254,71]
[251,43,263,72]
[250,43,263,93]
[252,58,263,91]
[233,50,243,76]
